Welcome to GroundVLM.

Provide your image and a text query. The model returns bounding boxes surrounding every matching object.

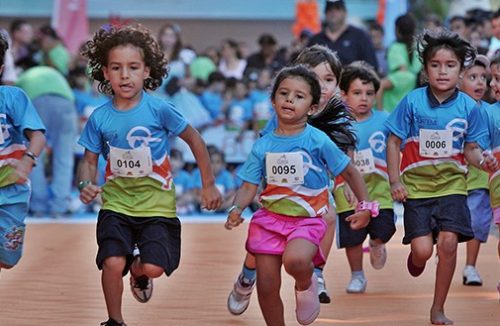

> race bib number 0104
[109,145,153,177]
[266,152,304,185]
[419,129,453,158]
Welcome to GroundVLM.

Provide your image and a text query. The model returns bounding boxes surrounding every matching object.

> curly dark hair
[416,28,476,69]
[81,24,168,95]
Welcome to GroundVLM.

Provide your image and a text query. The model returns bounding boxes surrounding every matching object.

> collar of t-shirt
[426,86,459,108]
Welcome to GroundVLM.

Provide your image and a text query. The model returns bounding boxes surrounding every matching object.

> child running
[227,45,352,314]
[335,61,396,294]
[457,55,493,286]
[483,54,500,298]
[0,32,46,273]
[225,64,374,326]
[78,24,221,326]
[385,29,498,325]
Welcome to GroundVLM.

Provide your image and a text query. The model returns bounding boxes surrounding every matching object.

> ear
[340,89,347,101]
[143,66,151,79]
[102,66,109,81]
[308,104,319,116]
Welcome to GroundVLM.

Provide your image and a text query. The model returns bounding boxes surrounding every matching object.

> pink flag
[51,0,89,55]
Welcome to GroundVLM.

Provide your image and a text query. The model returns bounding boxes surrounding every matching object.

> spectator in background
[36,25,71,76]
[244,33,286,78]
[423,13,443,32]
[16,66,77,217]
[249,68,273,131]
[192,145,236,212]
[449,15,469,41]
[488,9,500,58]
[226,78,253,134]
[218,39,247,80]
[9,19,36,74]
[369,22,388,77]
[200,71,228,123]
[0,29,18,85]
[170,148,196,215]
[377,13,422,113]
[308,0,378,71]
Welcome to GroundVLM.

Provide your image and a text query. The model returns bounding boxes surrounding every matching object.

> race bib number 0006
[419,129,453,158]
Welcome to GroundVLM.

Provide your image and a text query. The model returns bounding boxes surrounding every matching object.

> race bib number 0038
[354,148,375,174]
[419,129,453,158]
[265,152,304,185]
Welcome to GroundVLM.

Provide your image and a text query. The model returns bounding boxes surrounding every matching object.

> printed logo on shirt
[368,131,386,153]
[0,113,11,145]
[126,126,161,148]
[446,118,468,143]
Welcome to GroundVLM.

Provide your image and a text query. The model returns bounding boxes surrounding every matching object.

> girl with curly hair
[78,24,222,326]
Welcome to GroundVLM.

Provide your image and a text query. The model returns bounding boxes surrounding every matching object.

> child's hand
[200,184,222,211]
[79,183,102,204]
[390,181,408,202]
[343,184,357,206]
[8,156,34,184]
[225,207,244,230]
[480,152,498,173]
[345,210,370,230]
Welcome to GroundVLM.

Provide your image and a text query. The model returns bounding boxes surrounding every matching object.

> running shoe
[462,265,482,286]
[295,276,320,325]
[369,240,387,270]
[316,273,331,304]
[227,273,255,315]
[346,275,367,293]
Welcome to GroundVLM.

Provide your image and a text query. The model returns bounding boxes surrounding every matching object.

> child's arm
[11,130,45,184]
[78,149,102,204]
[339,163,371,230]
[464,142,499,173]
[179,125,222,211]
[225,181,259,230]
[387,133,408,202]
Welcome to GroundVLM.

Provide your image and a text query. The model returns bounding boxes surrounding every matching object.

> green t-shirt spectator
[16,66,74,102]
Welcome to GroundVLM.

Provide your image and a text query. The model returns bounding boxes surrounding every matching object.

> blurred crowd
[0,5,499,217]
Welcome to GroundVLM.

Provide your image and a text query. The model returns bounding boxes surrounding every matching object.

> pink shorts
[245,208,327,266]
[494,206,500,224]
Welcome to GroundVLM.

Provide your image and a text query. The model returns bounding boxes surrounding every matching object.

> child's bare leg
[244,252,256,269]
[283,238,317,289]
[255,254,284,326]
[465,239,480,266]
[101,256,127,323]
[410,234,434,268]
[431,231,458,325]
[346,244,363,272]
[319,207,336,260]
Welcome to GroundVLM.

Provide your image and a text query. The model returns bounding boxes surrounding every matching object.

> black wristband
[24,151,38,166]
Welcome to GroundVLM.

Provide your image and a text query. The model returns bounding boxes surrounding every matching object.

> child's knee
[283,255,312,275]
[102,256,126,273]
[412,246,433,261]
[142,263,164,278]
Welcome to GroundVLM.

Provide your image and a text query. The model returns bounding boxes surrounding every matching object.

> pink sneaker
[295,276,320,325]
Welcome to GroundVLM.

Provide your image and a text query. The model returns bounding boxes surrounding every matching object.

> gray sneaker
[462,265,482,286]
[369,240,387,270]
[346,275,367,294]
[227,273,255,315]
[316,273,331,304]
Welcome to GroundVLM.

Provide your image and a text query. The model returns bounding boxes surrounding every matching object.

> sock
[351,270,365,279]
[313,267,323,278]
[241,264,256,285]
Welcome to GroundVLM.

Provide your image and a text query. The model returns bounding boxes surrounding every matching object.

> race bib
[354,148,376,174]
[266,152,304,185]
[109,145,153,177]
[419,129,453,158]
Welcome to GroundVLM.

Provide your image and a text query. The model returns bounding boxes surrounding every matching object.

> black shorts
[337,209,396,248]
[402,194,473,245]
[96,209,181,276]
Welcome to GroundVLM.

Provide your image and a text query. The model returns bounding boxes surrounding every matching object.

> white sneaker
[462,265,482,286]
[130,275,153,303]
[295,276,320,325]
[369,240,387,270]
[227,274,255,315]
[316,273,331,304]
[346,275,367,293]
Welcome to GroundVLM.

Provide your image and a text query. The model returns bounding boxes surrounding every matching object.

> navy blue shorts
[337,209,396,248]
[96,209,181,276]
[402,194,473,245]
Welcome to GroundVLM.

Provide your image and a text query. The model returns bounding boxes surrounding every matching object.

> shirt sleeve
[385,96,411,140]
[465,104,488,144]
[78,113,103,155]
[159,101,189,136]
[237,146,264,185]
[322,137,350,177]
[7,87,45,135]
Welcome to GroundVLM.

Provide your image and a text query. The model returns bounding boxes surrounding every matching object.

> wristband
[24,150,38,166]
[227,204,242,214]
[355,200,380,218]
[78,180,92,191]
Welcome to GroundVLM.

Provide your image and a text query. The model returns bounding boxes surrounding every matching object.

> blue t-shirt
[228,97,253,130]
[200,90,223,120]
[0,86,45,187]
[78,91,188,217]
[173,169,194,196]
[385,87,486,198]
[238,124,350,217]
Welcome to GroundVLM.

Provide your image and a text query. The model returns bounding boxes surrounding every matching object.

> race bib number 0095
[265,152,304,185]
